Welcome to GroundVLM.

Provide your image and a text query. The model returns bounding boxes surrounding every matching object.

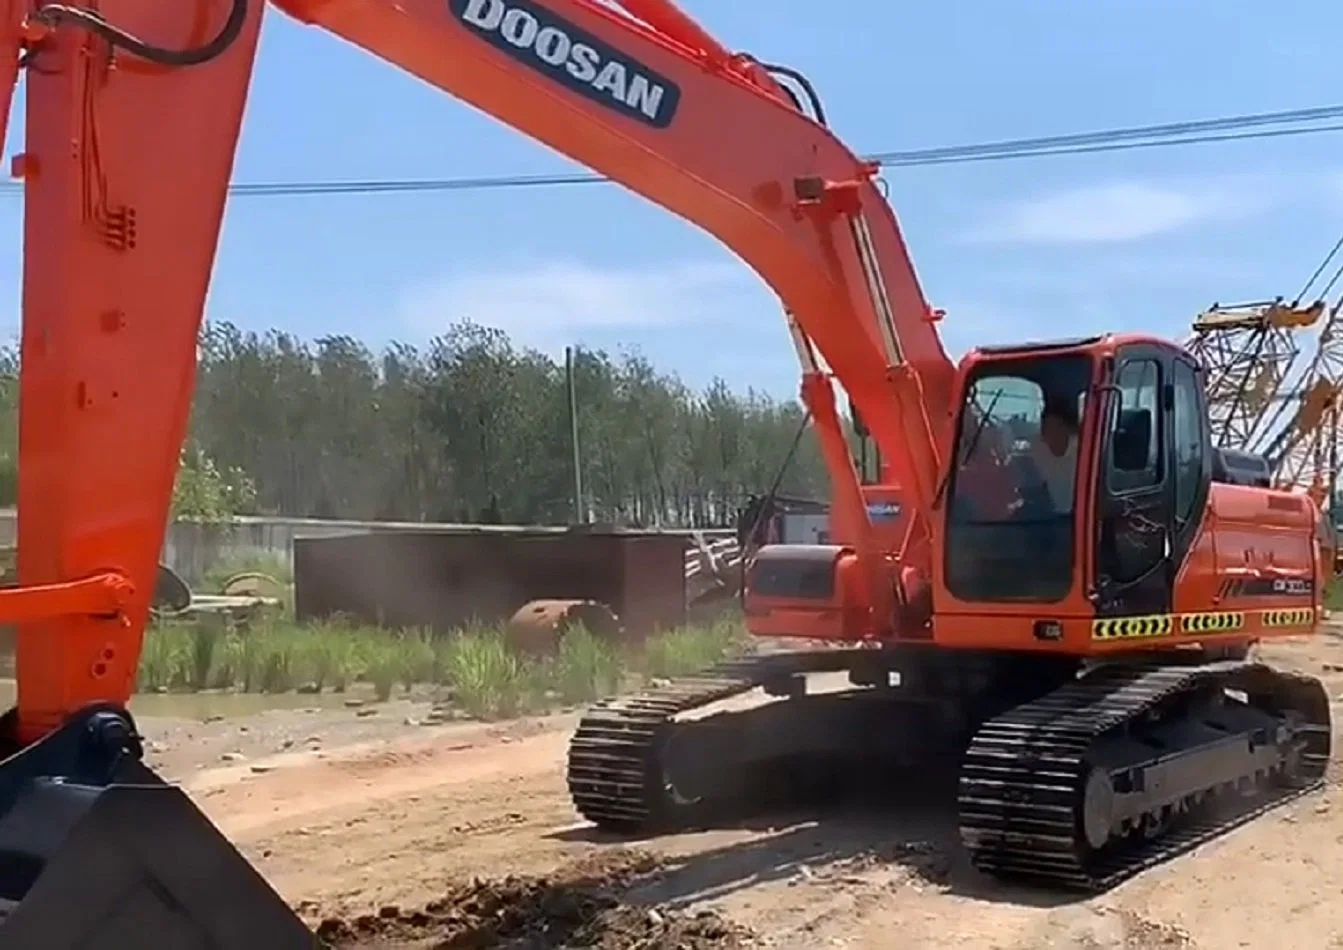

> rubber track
[958,659,1331,892]
[566,650,868,829]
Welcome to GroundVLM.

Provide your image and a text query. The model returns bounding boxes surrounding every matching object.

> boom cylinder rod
[615,0,732,66]
[0,0,21,150]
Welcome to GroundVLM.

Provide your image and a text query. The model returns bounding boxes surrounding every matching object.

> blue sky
[2,0,1342,400]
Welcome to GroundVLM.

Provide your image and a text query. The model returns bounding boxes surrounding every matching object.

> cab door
[1091,344,1176,617]
[1167,354,1213,584]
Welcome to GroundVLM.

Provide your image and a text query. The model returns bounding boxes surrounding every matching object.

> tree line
[0,321,837,527]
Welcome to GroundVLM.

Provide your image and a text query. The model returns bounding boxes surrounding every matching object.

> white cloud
[398,257,764,353]
[963,179,1272,245]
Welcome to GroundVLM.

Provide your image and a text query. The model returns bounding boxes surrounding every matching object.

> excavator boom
[0,0,960,942]
[10,0,954,738]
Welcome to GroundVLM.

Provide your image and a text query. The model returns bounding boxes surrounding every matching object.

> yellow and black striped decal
[1091,615,1173,640]
[1091,607,1316,640]
[1179,611,1246,634]
[1261,607,1316,627]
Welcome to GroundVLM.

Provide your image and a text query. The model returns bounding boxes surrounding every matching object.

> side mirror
[1112,408,1152,472]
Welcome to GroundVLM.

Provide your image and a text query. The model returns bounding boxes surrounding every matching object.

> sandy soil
[135,632,1343,950]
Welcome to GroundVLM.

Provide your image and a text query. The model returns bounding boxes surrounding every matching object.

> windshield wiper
[934,386,1005,508]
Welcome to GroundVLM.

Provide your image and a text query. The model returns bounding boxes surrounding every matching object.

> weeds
[1326,580,1343,612]
[134,610,750,722]
[366,652,399,701]
[137,620,192,692]
[396,629,439,692]
[550,625,622,704]
[640,617,749,679]
[441,625,531,718]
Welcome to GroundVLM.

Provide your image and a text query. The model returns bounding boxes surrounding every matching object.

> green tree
[0,321,843,527]
[171,444,258,522]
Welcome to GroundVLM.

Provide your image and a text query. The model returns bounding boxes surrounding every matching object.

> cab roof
[968,332,1194,362]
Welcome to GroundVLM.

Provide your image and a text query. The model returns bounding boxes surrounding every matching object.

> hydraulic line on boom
[0,0,1334,944]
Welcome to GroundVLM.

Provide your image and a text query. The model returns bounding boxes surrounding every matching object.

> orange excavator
[0,0,1332,943]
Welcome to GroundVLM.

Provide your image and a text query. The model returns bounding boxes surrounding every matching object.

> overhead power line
[1320,260,1343,301]
[874,123,1343,167]
[1297,234,1343,303]
[870,102,1343,164]
[1,102,1341,199]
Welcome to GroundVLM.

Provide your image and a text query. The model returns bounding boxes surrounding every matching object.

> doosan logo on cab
[455,0,673,124]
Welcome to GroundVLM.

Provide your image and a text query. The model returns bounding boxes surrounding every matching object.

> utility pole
[565,346,585,523]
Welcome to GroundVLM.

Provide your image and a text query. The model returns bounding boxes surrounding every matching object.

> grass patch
[441,625,532,718]
[134,611,750,722]
[639,617,749,679]
[1326,580,1343,612]
[550,624,623,704]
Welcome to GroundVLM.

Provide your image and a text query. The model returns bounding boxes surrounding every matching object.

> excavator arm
[5,0,956,738]
[0,0,957,942]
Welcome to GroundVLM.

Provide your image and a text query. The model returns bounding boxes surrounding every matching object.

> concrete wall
[0,509,735,588]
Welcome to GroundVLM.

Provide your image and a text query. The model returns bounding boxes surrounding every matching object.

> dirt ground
[138,632,1343,950]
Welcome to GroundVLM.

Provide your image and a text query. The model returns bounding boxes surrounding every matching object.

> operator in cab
[1014,396,1080,517]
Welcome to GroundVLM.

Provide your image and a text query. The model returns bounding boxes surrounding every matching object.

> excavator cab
[746,332,1227,649]
[939,333,1214,632]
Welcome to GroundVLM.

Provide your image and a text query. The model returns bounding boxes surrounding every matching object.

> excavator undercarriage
[567,646,1331,892]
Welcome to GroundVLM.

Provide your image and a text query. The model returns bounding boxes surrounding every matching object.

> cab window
[1107,359,1162,493]
[1171,359,1206,525]
[944,353,1093,603]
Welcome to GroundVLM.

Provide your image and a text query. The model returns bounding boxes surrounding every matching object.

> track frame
[958,658,1331,891]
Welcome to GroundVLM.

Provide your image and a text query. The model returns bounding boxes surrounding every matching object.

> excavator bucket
[0,704,316,948]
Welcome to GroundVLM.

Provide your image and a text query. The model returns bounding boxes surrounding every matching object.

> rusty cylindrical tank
[504,599,623,655]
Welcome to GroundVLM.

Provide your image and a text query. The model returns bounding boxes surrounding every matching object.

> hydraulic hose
[32,0,247,66]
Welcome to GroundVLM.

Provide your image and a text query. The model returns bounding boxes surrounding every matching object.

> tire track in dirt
[177,635,1343,948]
[191,714,587,915]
